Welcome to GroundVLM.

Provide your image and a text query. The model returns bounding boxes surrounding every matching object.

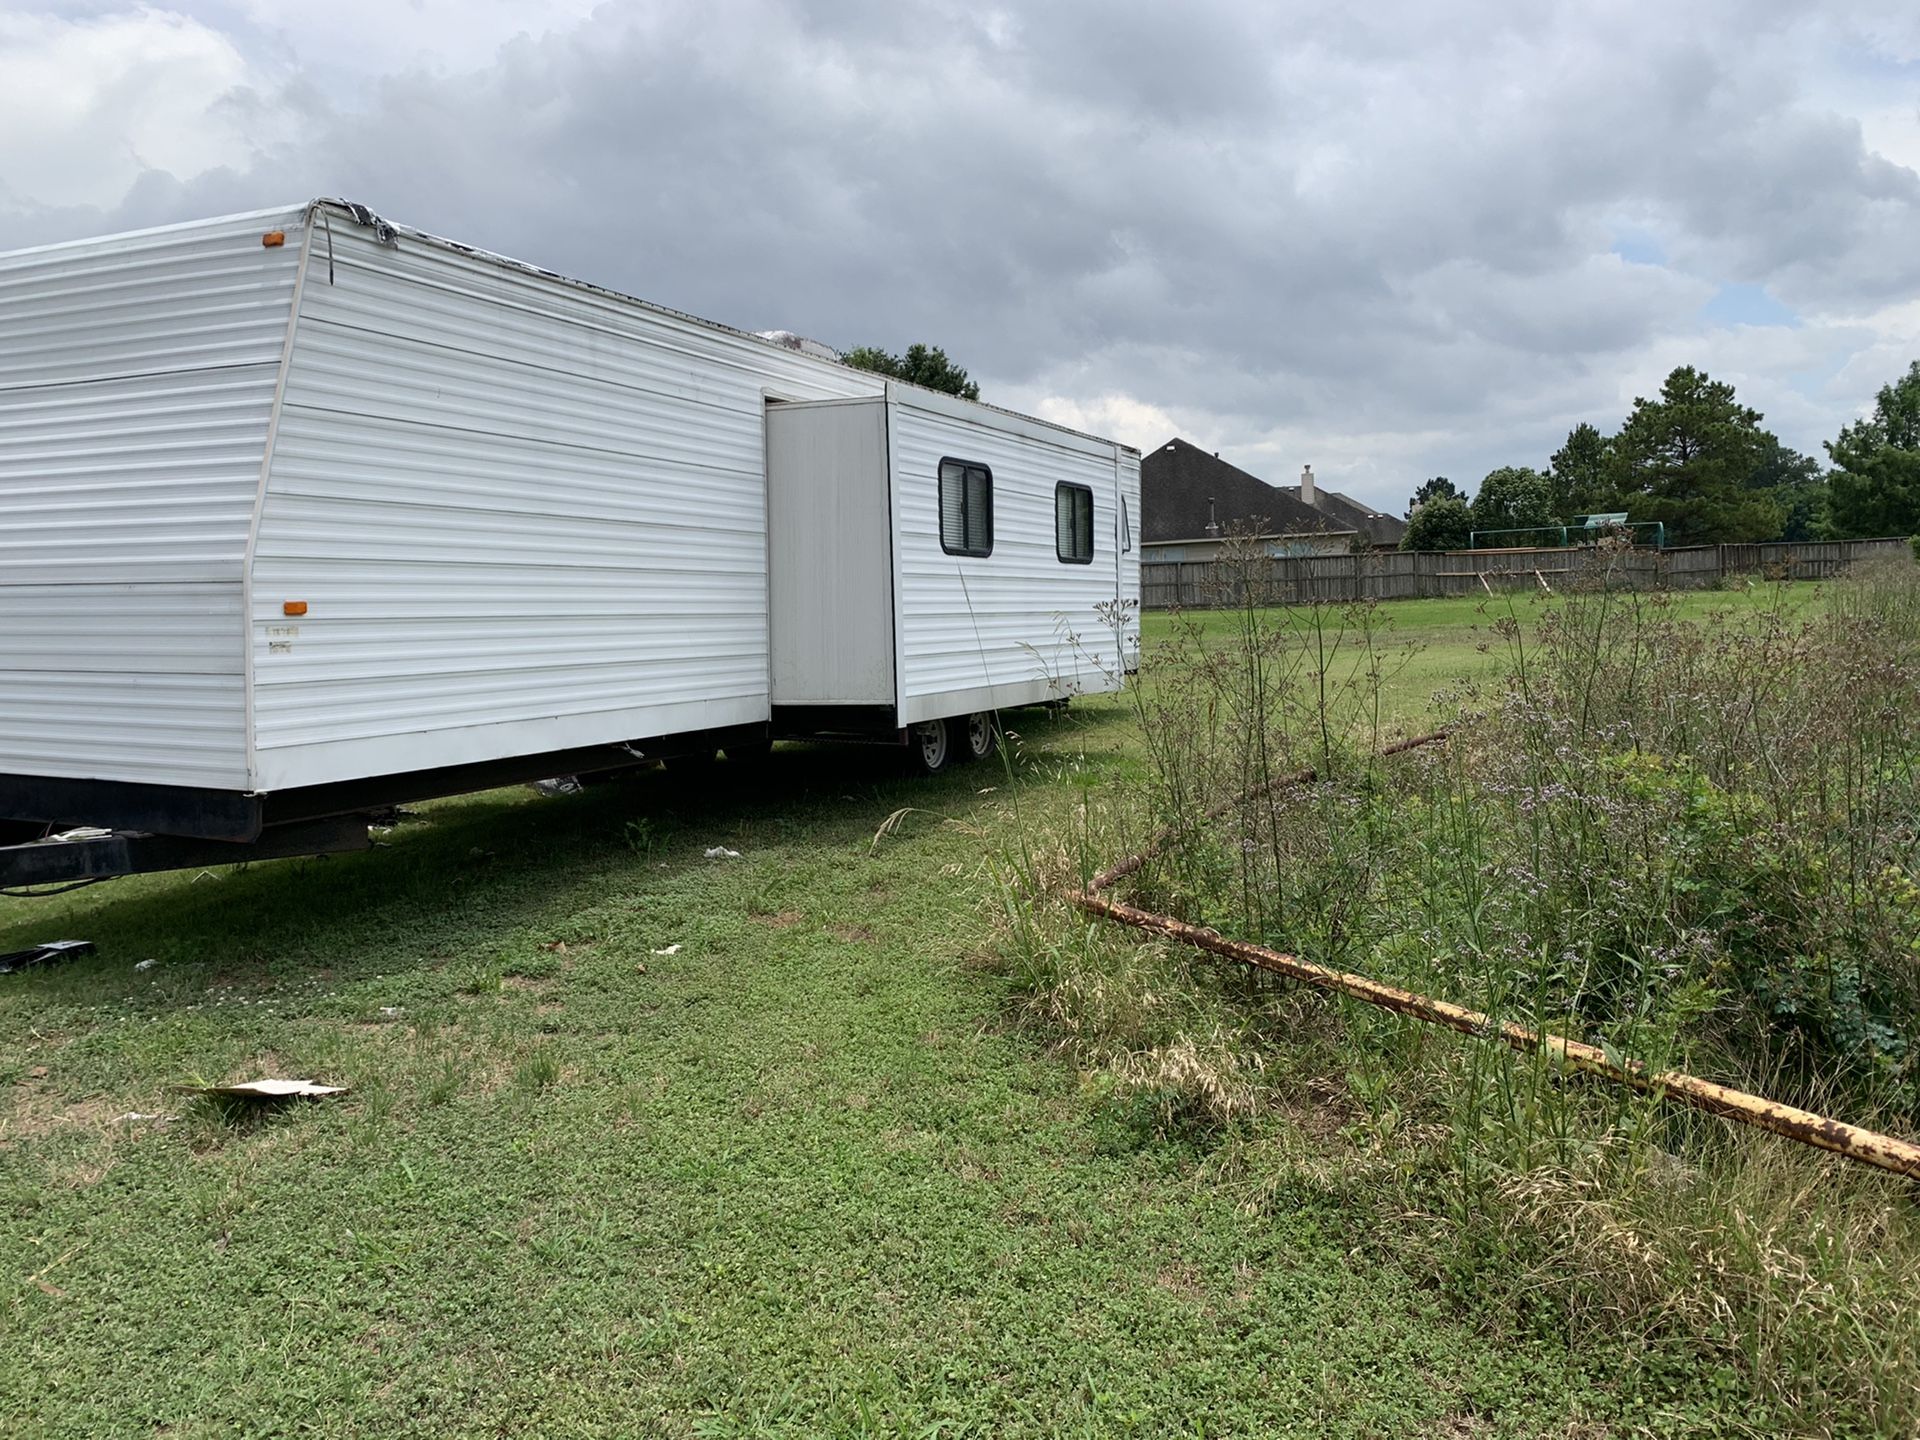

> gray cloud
[3,0,1917,507]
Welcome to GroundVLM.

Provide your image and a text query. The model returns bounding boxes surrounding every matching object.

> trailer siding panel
[1117,448,1142,671]
[0,209,304,788]
[889,396,1130,723]
[247,218,885,789]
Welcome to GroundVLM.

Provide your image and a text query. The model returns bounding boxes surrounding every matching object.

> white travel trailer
[0,200,1140,880]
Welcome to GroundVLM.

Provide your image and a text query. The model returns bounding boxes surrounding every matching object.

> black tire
[961,712,997,763]
[907,717,954,775]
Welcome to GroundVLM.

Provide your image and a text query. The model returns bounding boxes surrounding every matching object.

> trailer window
[939,459,993,557]
[1055,483,1094,564]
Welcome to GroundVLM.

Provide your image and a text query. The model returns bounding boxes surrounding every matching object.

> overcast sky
[4,1,1917,511]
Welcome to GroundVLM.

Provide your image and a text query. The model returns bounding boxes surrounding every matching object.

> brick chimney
[1300,464,1317,507]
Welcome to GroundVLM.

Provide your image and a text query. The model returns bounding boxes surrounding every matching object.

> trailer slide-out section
[0,199,1140,885]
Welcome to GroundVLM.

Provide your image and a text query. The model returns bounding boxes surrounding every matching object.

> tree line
[1401,360,1920,552]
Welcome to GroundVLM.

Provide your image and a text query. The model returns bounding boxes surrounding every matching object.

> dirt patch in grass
[753,910,805,929]
[1155,1263,1207,1304]
[1,1088,126,1146]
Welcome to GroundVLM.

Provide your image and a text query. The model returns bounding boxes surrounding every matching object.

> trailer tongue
[1,816,372,890]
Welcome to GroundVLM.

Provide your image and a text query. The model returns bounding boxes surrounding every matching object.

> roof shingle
[1140,439,1341,542]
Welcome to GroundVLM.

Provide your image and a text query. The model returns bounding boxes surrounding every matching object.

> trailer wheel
[961,712,997,763]
[908,717,953,775]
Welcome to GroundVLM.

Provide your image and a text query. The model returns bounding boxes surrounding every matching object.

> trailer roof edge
[303,198,1141,458]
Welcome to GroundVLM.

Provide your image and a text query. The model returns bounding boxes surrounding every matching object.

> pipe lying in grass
[1069,889,1920,1180]
[1072,729,1920,1182]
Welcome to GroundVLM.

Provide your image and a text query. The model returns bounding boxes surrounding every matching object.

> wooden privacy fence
[1140,538,1913,610]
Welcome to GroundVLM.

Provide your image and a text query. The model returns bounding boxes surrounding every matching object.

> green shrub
[997,559,1920,1432]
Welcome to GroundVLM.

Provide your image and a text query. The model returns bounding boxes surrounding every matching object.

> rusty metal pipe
[1068,889,1920,1180]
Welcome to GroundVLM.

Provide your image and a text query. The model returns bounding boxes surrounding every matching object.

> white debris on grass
[173,1079,349,1100]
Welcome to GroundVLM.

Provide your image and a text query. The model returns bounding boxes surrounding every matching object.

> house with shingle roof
[1140,439,1406,561]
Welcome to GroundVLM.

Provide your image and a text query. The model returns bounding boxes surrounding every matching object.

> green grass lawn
[3,594,1827,1436]
[1142,582,1828,724]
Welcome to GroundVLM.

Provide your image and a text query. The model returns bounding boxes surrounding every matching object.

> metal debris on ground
[704,846,741,859]
[133,958,158,972]
[1067,729,1920,1183]
[172,1079,349,1100]
[0,940,95,975]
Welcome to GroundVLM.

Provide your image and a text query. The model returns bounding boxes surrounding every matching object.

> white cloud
[2,0,1918,513]
[225,0,601,78]
[1859,103,1920,175]
[0,9,273,210]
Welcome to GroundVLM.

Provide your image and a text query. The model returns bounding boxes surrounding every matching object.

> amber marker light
[262,231,286,247]
[283,601,308,617]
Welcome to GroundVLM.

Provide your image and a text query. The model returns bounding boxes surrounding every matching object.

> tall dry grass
[993,546,1920,1435]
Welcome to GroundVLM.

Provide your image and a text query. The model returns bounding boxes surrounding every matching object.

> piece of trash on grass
[531,776,583,797]
[133,958,158,972]
[172,1078,348,1100]
[0,940,94,976]
[650,944,681,956]
[115,1112,173,1125]
[704,846,741,860]
[378,1006,402,1019]
[26,1065,48,1079]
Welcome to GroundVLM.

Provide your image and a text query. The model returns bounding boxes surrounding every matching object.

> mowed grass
[1142,581,1830,724]
[1,593,1825,1437]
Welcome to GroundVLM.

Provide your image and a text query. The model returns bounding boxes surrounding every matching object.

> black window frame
[938,457,994,558]
[1055,482,1095,564]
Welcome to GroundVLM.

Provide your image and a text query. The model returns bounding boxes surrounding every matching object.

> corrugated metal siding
[249,214,886,789]
[890,393,1129,723]
[0,209,303,787]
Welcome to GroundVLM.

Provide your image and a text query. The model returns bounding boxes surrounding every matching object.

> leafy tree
[1400,495,1473,552]
[1607,365,1783,545]
[1748,436,1829,542]
[1405,476,1465,517]
[1549,422,1614,519]
[1828,359,1920,538]
[1469,466,1555,537]
[842,342,981,401]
